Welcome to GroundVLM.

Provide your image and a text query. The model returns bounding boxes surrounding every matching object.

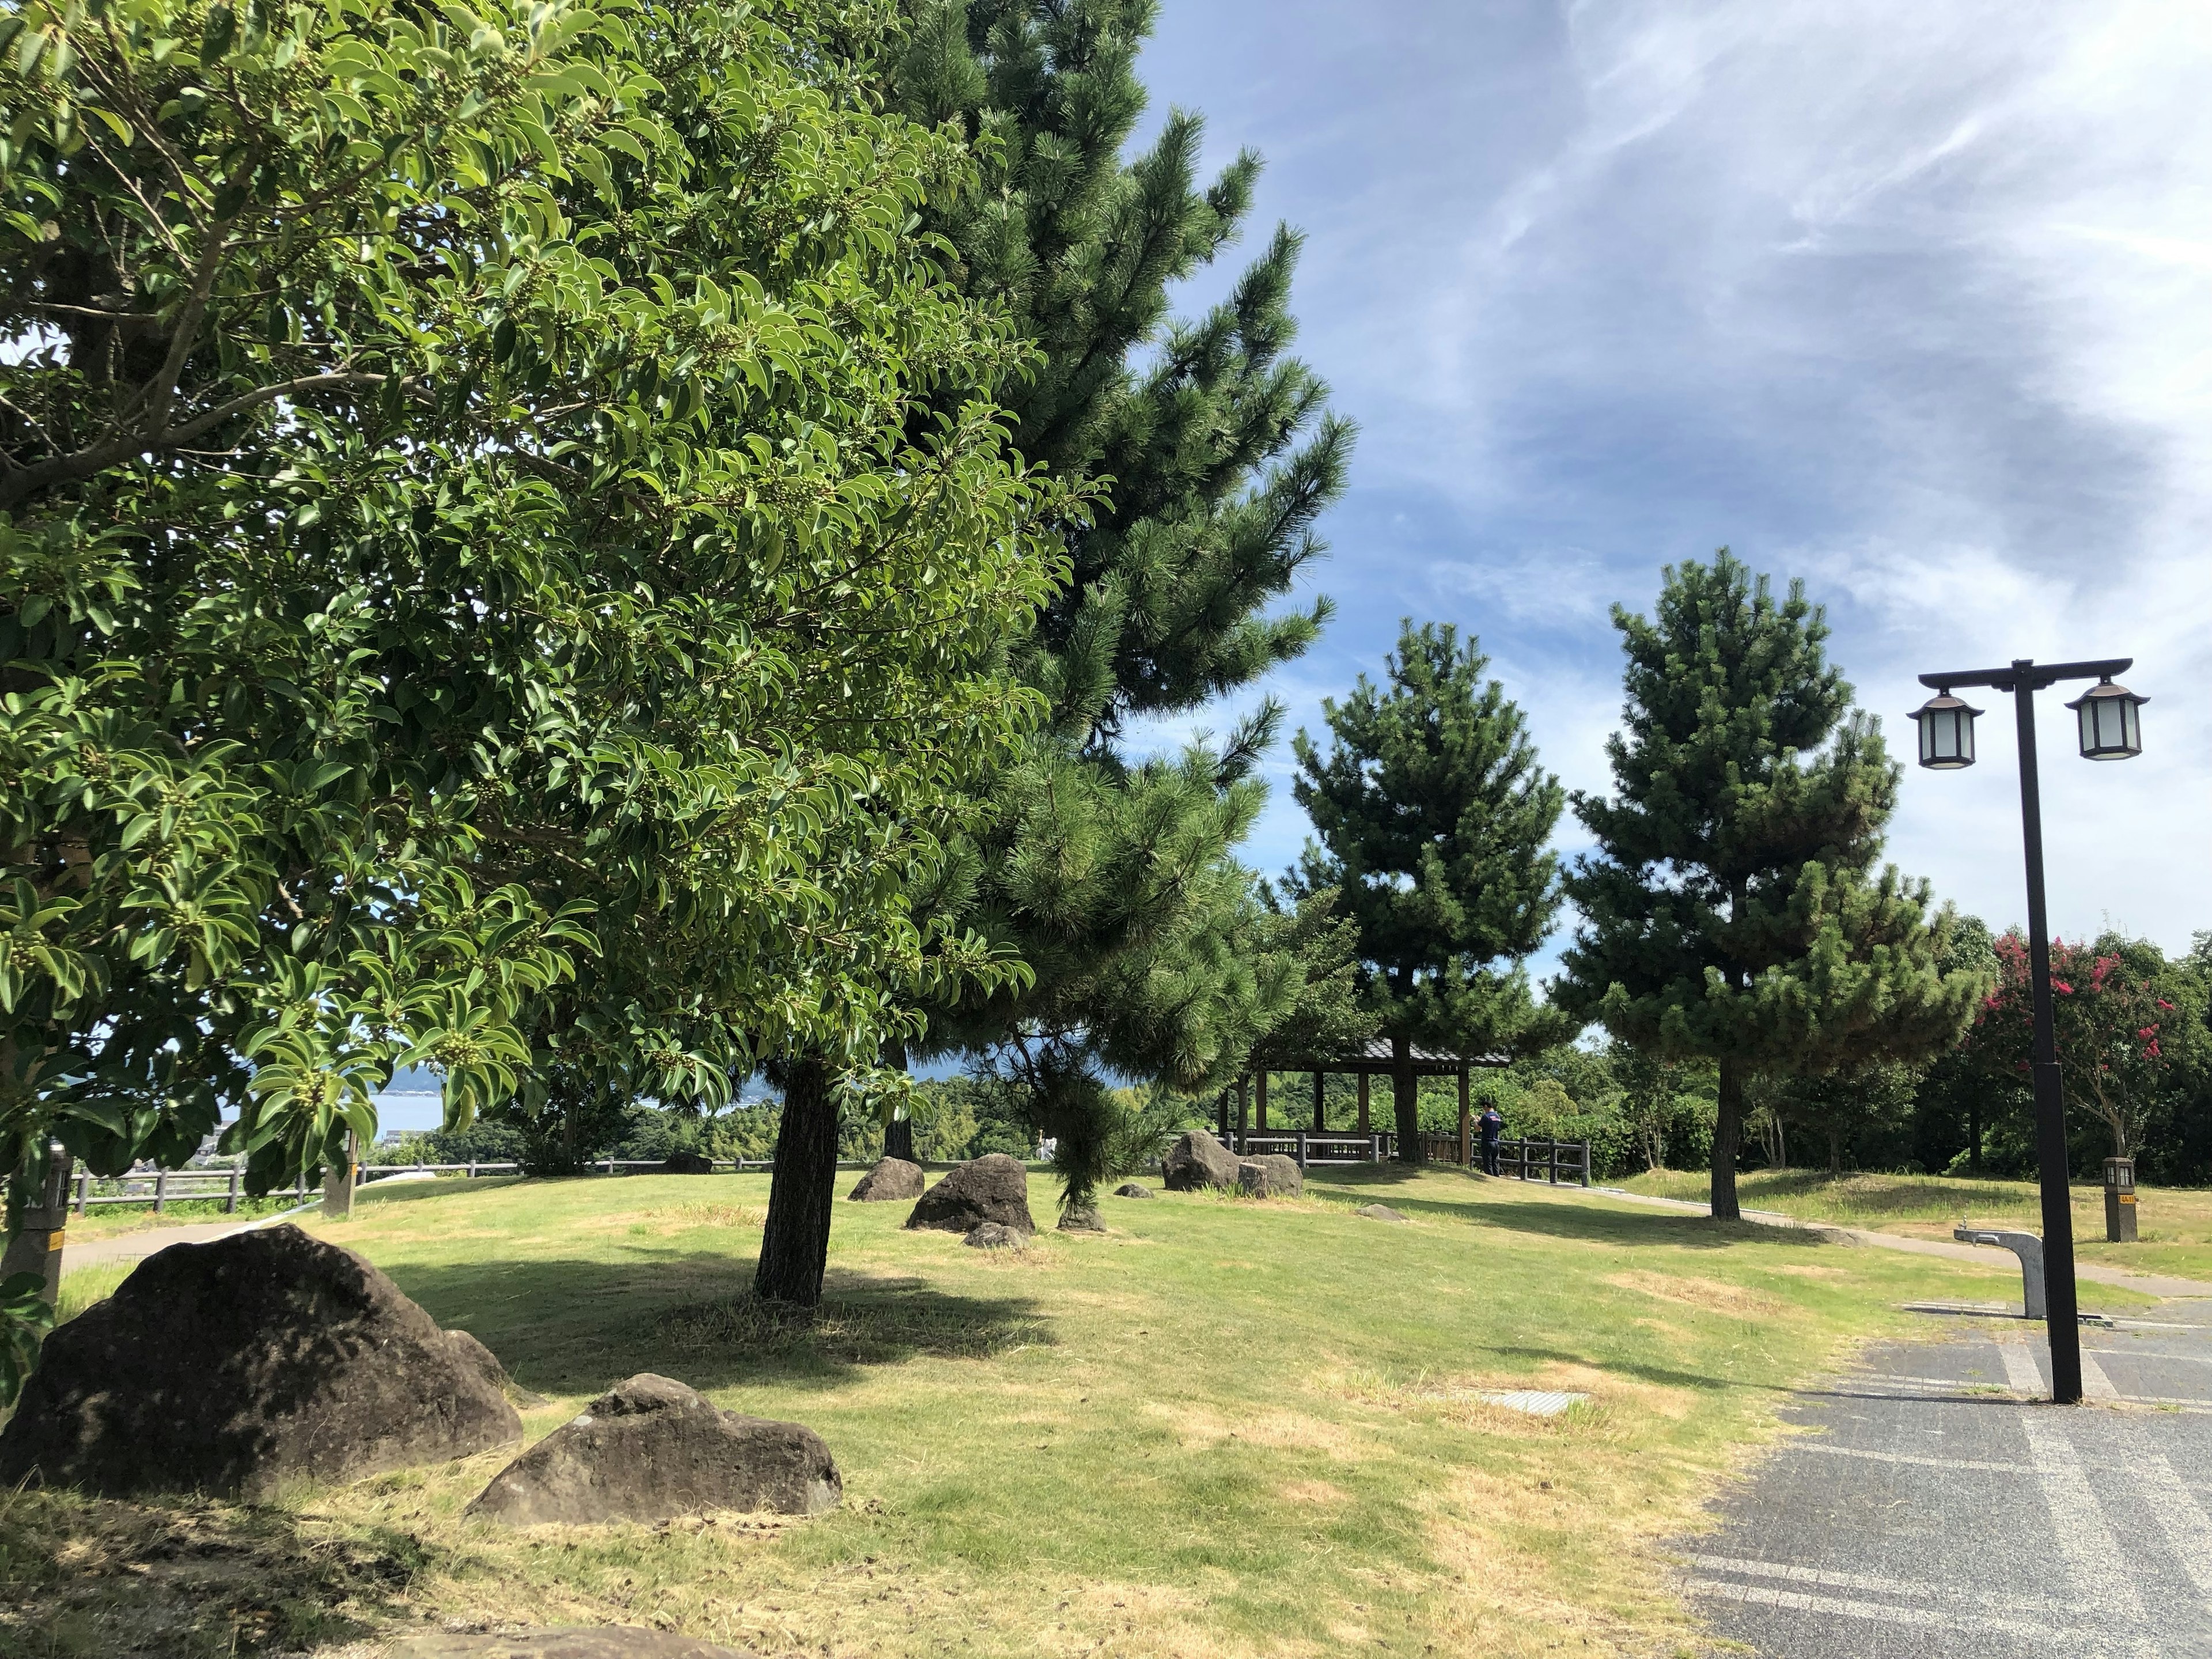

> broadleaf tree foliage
[0,0,1063,1309]
[885,0,1359,1218]
[1556,552,1983,1218]
[1288,622,1566,1161]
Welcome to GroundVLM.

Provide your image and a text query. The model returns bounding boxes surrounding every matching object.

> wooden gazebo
[1219,1039,1511,1165]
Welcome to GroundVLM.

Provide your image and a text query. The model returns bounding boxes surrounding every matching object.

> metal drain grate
[1478,1389,1589,1417]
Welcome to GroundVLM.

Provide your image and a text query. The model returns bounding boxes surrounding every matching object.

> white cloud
[1137,0,2212,955]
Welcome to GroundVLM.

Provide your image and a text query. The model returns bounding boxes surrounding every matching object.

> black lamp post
[1910,657,2147,1406]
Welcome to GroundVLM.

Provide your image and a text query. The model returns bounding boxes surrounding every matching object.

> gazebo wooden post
[1237,1076,1249,1143]
[1313,1070,1325,1132]
[1217,1088,1230,1139]
[1357,1072,1370,1135]
[1457,1067,1471,1166]
[1256,1069,1268,1131]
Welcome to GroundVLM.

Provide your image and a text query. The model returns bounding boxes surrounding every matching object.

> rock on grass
[467,1373,839,1525]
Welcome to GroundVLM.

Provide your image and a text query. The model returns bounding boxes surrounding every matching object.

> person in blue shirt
[1477,1099,1506,1176]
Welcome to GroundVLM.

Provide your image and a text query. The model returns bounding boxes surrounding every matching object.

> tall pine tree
[1556,552,1983,1218]
[1289,623,1566,1162]
[866,0,1355,1228]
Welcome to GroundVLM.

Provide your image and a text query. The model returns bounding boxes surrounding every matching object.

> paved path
[1581,1184,2212,1299]
[1680,1300,2212,1658]
[64,1202,320,1270]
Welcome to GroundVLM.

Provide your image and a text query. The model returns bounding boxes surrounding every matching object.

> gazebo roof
[1252,1039,1512,1077]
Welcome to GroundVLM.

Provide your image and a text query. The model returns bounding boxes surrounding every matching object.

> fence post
[75,1166,90,1215]
[153,1168,167,1214]
[226,1166,240,1214]
[1294,1130,1308,1170]
[1581,1142,1591,1187]
[468,1158,478,1179]
[1547,1139,1559,1184]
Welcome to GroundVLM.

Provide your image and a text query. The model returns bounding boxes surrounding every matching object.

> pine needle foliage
[885,0,1356,1214]
[1289,622,1566,1161]
[1555,551,1984,1218]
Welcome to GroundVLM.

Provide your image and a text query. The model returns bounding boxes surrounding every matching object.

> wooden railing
[66,1156,800,1213]
[1219,1128,1589,1185]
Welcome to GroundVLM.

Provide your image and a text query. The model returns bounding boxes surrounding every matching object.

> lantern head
[2065,677,2146,760]
[1911,690,1982,770]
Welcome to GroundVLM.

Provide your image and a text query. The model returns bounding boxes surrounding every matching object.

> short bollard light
[2104,1157,2138,1244]
[2065,677,2147,760]
[1910,689,1982,770]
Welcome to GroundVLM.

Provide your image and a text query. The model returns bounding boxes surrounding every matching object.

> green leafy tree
[0,0,1061,1332]
[1289,622,1567,1162]
[1556,552,1983,1218]
[886,0,1355,1218]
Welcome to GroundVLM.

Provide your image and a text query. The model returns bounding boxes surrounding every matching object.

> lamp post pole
[2007,666,2081,1404]
[1914,654,2144,1406]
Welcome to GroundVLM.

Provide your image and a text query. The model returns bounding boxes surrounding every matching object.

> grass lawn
[1613,1166,2212,1282]
[8,1165,2054,1658]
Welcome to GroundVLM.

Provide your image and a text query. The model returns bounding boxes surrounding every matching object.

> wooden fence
[67,1156,798,1214]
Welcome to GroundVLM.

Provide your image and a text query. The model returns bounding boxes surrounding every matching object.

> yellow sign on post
[2104,1156,2138,1243]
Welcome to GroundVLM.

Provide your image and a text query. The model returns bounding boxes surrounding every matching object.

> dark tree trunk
[1828,1124,1843,1176]
[1392,1031,1421,1165]
[1713,1057,1743,1220]
[755,1056,838,1308]
[881,1041,914,1162]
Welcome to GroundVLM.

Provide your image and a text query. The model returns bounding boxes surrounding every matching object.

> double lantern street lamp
[1910,658,2149,1406]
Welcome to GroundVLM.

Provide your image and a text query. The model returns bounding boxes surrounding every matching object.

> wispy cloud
[1136,0,2212,952]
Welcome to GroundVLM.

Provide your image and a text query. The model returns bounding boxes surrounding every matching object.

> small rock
[658,1151,715,1175]
[906,1153,1036,1236]
[467,1373,839,1526]
[846,1157,925,1202]
[1237,1154,1304,1198]
[0,1225,520,1499]
[1161,1130,1241,1191]
[387,1628,757,1658]
[1354,1203,1408,1223]
[1056,1206,1107,1233]
[964,1222,1027,1251]
[1113,1183,1154,1199]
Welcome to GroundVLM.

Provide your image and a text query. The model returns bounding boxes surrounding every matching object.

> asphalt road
[1681,1300,2212,1658]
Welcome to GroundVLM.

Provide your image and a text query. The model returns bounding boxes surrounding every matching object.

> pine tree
[1288,622,1566,1163]
[1556,551,1984,1219]
[874,0,1354,1224]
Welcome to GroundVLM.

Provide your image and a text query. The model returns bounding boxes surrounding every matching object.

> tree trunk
[1828,1124,1843,1176]
[1712,1058,1743,1220]
[1391,1032,1421,1165]
[755,1056,838,1308]
[882,1041,915,1162]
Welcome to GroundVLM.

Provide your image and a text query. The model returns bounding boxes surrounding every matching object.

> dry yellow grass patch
[1277,1479,1349,1506]
[634,1202,767,1232]
[1605,1269,1785,1317]
[1142,1400,1374,1461]
[1774,1264,1849,1279]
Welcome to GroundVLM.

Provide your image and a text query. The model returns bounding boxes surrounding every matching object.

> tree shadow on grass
[379,1255,1054,1399]
[1304,1171,1825,1252]
[0,1485,426,1658]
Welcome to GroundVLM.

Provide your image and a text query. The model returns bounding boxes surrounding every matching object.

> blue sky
[1123,0,2212,979]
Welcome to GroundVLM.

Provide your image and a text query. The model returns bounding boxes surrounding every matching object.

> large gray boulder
[467,1373,840,1526]
[963,1222,1027,1251]
[390,1628,757,1658]
[1238,1154,1304,1198]
[847,1157,925,1202]
[0,1225,521,1499]
[1113,1182,1154,1199]
[904,1153,1036,1236]
[1161,1131,1240,1191]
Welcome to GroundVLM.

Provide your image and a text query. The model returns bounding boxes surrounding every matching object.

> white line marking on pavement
[2080,1351,2122,1402]
[2016,1411,2145,1622]
[2000,1340,2046,1395]
[1794,1441,2036,1474]
[1684,1554,2094,1615]
[2134,1444,2212,1599]
[1684,1577,2086,1645]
